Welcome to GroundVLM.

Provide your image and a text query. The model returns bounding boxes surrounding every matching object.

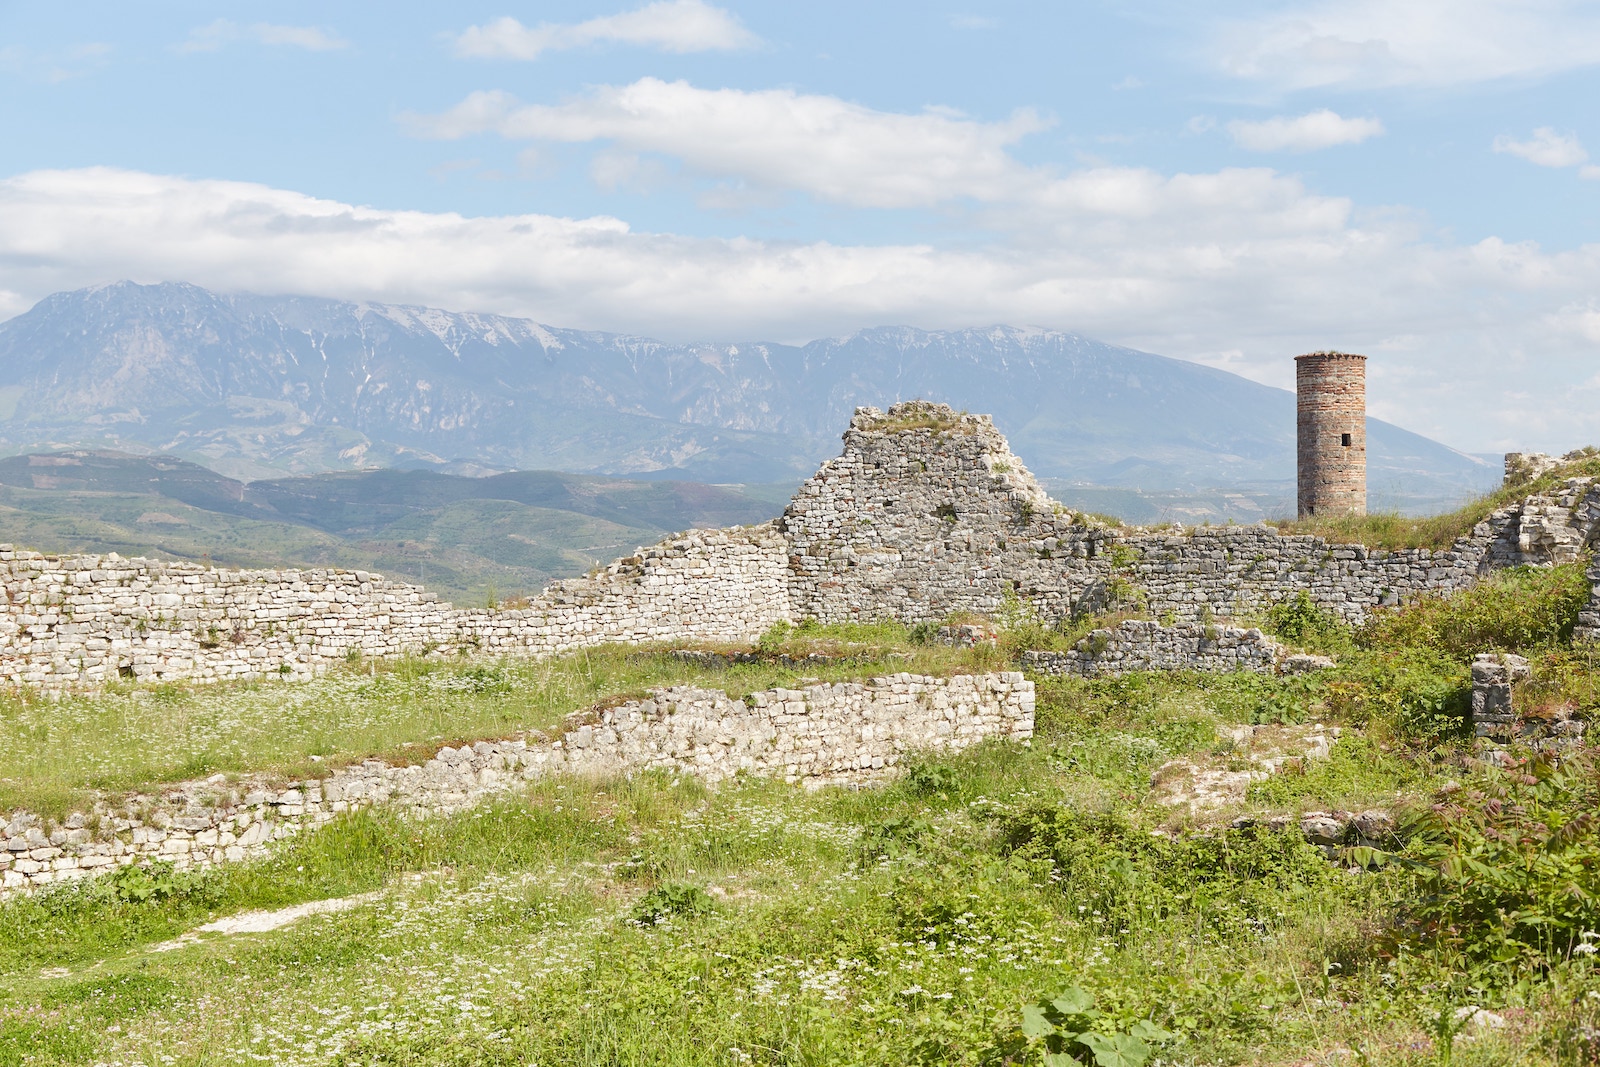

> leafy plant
[630,882,715,926]
[859,814,936,862]
[1398,750,1600,970]
[755,620,793,654]
[1265,591,1355,656]
[901,759,957,797]
[1019,986,1174,1067]
[1361,563,1589,659]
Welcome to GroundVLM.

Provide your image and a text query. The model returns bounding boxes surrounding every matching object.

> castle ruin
[0,399,1596,692]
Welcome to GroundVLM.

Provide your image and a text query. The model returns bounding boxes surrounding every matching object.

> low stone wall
[0,524,790,690]
[1576,544,1600,643]
[0,671,1032,894]
[1020,620,1318,677]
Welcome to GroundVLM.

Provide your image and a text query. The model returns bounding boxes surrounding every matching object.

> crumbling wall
[0,671,1032,894]
[1,401,1597,691]
[0,524,790,689]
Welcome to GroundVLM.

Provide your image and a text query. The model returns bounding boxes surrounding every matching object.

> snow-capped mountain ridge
[0,281,1495,511]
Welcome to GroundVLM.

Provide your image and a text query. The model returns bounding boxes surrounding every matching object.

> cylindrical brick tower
[1296,352,1366,518]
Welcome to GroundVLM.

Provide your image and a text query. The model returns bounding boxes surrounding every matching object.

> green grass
[1,724,1585,1066]
[4,567,1600,1064]
[1273,455,1600,550]
[858,401,976,435]
[0,637,990,819]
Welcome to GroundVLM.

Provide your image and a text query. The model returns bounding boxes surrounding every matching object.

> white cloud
[452,1,757,60]
[1494,127,1589,167]
[251,24,348,51]
[1228,110,1385,152]
[1584,164,1600,179]
[4,165,1600,450]
[176,20,236,53]
[406,79,1051,208]
[1218,0,1600,88]
[178,20,347,54]
[949,16,998,30]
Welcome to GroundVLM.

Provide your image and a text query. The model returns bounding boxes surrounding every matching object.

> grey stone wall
[1,401,1597,692]
[779,403,1101,625]
[776,403,1597,630]
[1020,621,1286,677]
[0,524,790,689]
[0,671,1032,895]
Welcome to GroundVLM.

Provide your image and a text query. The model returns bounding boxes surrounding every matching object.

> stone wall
[0,524,790,689]
[0,671,1031,895]
[1,400,1598,691]
[775,403,1596,630]
[1020,621,1291,677]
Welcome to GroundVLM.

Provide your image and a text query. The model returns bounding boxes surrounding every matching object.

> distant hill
[0,281,1499,514]
[0,451,784,604]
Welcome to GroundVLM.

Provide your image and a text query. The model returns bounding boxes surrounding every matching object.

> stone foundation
[1020,621,1290,677]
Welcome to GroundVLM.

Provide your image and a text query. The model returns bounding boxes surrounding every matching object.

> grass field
[4,579,1600,1065]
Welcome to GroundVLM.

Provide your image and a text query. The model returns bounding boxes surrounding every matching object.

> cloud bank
[409,79,1050,208]
[2,165,1598,451]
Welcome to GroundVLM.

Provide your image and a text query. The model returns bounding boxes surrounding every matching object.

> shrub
[1361,563,1589,659]
[1264,591,1355,656]
[1000,807,1339,940]
[1324,649,1471,745]
[1396,750,1600,971]
[630,883,715,926]
[1017,986,1175,1067]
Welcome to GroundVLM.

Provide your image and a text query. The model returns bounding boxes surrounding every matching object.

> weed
[630,883,716,926]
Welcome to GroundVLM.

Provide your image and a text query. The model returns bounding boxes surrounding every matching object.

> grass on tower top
[860,402,978,435]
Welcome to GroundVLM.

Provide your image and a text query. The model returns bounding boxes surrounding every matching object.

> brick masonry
[1296,352,1367,518]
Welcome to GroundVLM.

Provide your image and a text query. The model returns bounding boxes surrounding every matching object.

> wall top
[848,400,994,435]
[1295,351,1367,363]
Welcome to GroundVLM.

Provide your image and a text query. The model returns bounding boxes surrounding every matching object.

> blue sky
[2,1,1599,452]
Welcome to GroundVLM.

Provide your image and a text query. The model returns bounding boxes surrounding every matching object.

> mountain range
[0,281,1501,518]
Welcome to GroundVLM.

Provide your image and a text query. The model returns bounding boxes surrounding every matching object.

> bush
[630,883,715,926]
[1361,563,1589,659]
[1396,750,1600,971]
[1325,649,1472,745]
[1017,986,1175,1067]
[1264,591,1355,656]
[1000,807,1340,940]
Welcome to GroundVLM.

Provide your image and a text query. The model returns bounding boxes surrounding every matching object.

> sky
[1,1,1599,453]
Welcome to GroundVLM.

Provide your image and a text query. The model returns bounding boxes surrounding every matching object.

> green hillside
[0,452,789,604]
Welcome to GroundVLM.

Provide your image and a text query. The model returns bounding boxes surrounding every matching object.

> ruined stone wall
[1115,524,1494,625]
[0,671,1032,894]
[1020,621,1286,677]
[2,401,1597,691]
[775,403,1583,630]
[779,404,1105,625]
[0,524,790,689]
